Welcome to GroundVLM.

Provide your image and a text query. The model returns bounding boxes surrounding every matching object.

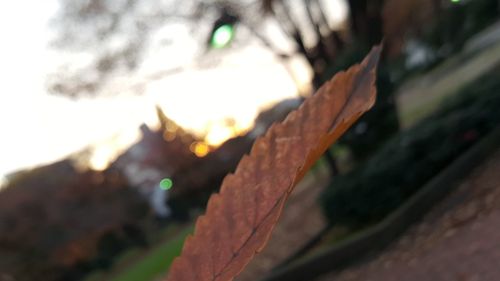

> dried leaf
[166,46,381,281]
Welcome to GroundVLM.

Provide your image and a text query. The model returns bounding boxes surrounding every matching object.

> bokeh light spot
[211,24,234,48]
[160,178,173,190]
[190,141,210,157]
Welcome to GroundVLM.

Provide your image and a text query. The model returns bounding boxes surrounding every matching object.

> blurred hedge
[321,71,500,227]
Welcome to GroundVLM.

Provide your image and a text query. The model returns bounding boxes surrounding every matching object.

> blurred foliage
[327,0,500,162]
[0,163,151,281]
[321,70,500,227]
[64,224,149,280]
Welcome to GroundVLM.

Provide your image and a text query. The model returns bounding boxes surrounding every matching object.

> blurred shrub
[321,72,500,227]
[0,164,150,281]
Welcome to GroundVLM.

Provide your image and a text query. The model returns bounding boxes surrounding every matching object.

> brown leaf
[166,46,381,281]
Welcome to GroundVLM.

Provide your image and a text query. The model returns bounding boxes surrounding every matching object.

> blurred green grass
[85,225,193,281]
[110,226,193,281]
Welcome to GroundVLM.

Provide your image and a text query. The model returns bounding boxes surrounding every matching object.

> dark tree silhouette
[49,0,384,96]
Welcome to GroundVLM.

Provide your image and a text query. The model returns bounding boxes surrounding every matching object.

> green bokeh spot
[211,24,234,48]
[451,0,460,3]
[160,178,173,190]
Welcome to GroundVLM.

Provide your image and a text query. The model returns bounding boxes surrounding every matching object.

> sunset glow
[0,0,348,176]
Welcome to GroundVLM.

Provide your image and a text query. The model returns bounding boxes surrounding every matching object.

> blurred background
[1,0,499,280]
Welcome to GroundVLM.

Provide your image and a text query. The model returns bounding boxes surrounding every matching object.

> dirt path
[316,148,500,281]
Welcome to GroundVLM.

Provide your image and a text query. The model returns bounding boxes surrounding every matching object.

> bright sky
[0,0,347,181]
[0,0,158,176]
